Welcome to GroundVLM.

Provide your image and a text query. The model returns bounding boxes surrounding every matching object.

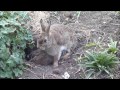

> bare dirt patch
[20,11,120,79]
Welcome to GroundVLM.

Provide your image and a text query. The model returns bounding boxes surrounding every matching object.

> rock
[62,72,70,79]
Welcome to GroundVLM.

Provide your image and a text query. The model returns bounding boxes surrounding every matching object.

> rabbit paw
[62,53,70,60]
[53,61,58,68]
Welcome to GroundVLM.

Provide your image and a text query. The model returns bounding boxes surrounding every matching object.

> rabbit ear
[46,20,51,34]
[40,19,46,32]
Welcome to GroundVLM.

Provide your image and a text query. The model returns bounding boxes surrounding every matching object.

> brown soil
[19,11,120,79]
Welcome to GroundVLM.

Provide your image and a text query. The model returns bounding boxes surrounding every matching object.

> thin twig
[110,23,120,26]
[42,73,45,79]
[75,68,81,74]
[25,63,34,68]
[24,68,40,79]
[49,74,62,79]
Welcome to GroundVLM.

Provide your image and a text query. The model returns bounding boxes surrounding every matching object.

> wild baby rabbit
[37,19,77,68]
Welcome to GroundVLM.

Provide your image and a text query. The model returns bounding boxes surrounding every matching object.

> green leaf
[6,18,21,26]
[0,61,6,70]
[0,71,6,78]
[1,27,16,34]
[6,59,15,67]
[0,20,9,27]
[0,46,10,60]
[0,68,13,78]
[107,38,118,54]
[85,69,94,79]
[86,51,96,61]
[13,68,23,77]
[85,42,97,48]
[0,12,4,16]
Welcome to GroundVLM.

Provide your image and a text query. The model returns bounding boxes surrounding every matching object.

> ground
[19,11,120,79]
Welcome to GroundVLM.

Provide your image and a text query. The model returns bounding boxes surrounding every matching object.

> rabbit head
[37,19,51,50]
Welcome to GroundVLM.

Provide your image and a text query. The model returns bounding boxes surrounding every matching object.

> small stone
[53,69,61,75]
[62,72,70,79]
[103,21,106,24]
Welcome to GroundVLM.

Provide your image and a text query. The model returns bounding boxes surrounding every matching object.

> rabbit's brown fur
[37,19,77,67]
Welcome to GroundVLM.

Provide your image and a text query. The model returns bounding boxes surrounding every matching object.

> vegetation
[107,38,118,54]
[79,38,120,79]
[117,11,120,15]
[0,11,33,78]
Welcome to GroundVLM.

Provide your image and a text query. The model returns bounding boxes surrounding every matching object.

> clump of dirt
[20,11,120,79]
